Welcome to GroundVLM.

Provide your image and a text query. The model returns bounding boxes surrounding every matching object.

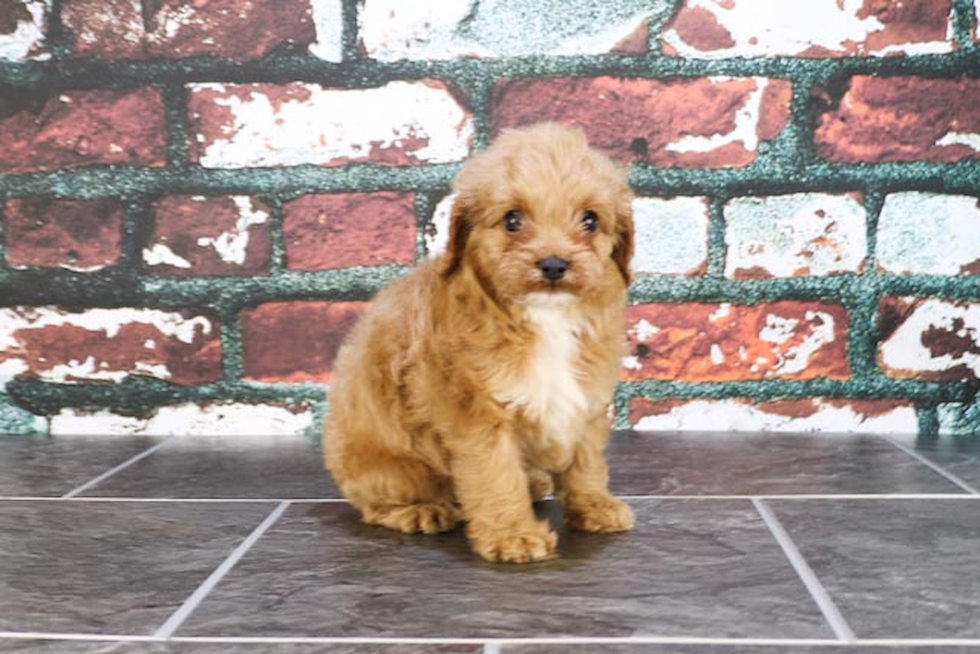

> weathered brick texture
[0,307,222,386]
[630,398,918,433]
[875,193,980,275]
[0,89,167,173]
[240,302,366,383]
[4,198,122,271]
[357,0,660,60]
[724,193,866,279]
[492,76,792,167]
[1,0,977,436]
[663,0,954,58]
[633,197,710,277]
[187,81,473,168]
[814,76,980,163]
[62,0,316,61]
[283,193,417,270]
[143,196,272,276]
[624,302,849,382]
[50,402,314,437]
[0,0,47,61]
[879,298,980,382]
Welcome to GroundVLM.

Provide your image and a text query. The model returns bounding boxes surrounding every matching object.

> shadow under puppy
[324,122,635,563]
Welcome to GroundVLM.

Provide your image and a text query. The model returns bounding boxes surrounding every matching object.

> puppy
[324,122,635,563]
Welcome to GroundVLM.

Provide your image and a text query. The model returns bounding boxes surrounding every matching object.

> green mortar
[1,0,979,437]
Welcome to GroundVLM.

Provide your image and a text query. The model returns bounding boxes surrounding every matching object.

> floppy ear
[440,194,472,278]
[612,194,634,285]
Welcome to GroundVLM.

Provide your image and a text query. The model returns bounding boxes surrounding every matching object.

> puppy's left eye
[581,210,599,233]
[503,210,523,233]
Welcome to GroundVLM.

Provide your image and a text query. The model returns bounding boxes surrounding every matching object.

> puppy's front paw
[366,502,460,534]
[470,523,559,563]
[566,495,635,533]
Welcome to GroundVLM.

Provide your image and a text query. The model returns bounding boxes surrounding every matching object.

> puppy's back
[324,260,442,474]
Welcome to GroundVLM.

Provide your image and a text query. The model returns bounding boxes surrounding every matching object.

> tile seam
[152,500,291,638]
[60,437,177,499]
[7,632,980,646]
[879,435,980,496]
[752,498,857,643]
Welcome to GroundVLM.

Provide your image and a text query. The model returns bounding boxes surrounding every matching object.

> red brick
[623,302,849,382]
[143,196,272,276]
[0,307,222,385]
[629,397,916,432]
[491,76,791,167]
[814,76,980,164]
[283,193,417,270]
[3,198,122,271]
[240,302,366,383]
[0,89,167,174]
[62,0,315,61]
[663,0,953,57]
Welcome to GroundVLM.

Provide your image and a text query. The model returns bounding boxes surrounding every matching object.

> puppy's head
[441,123,634,306]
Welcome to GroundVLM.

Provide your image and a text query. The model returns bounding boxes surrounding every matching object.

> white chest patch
[496,293,590,449]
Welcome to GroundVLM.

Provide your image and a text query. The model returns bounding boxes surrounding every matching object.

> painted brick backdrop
[1,0,979,438]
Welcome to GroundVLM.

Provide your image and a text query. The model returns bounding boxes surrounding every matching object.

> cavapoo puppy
[324,122,635,563]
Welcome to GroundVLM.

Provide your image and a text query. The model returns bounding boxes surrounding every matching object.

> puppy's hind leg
[336,447,460,535]
[527,467,554,501]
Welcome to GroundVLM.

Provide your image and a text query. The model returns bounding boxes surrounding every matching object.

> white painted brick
[724,193,866,278]
[665,76,775,157]
[876,192,980,275]
[424,193,456,258]
[633,197,710,276]
[663,0,954,58]
[309,0,343,62]
[191,81,473,168]
[0,307,217,385]
[880,299,980,378]
[50,403,315,437]
[634,398,918,434]
[358,0,667,61]
[0,0,48,61]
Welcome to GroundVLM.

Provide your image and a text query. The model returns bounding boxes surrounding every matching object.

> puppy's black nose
[537,256,569,281]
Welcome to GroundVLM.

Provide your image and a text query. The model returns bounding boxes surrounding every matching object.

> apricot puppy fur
[324,122,635,563]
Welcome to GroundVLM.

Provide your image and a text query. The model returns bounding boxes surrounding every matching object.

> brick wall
[1,0,978,438]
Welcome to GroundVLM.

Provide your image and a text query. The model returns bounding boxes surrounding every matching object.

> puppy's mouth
[523,290,578,308]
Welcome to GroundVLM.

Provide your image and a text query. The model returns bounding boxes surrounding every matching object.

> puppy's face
[443,123,633,306]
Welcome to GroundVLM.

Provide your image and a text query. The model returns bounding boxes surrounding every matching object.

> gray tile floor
[0,430,978,653]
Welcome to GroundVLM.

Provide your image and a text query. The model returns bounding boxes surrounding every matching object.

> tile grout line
[879,436,980,495]
[173,636,980,646]
[752,498,857,644]
[6,632,980,646]
[61,438,177,499]
[153,500,291,639]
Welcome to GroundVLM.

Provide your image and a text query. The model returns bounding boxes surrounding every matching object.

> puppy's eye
[581,210,599,233]
[503,210,523,233]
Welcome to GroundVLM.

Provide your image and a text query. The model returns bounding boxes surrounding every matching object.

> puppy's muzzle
[537,256,569,282]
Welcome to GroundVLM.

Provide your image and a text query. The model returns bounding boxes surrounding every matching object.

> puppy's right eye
[503,210,523,233]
